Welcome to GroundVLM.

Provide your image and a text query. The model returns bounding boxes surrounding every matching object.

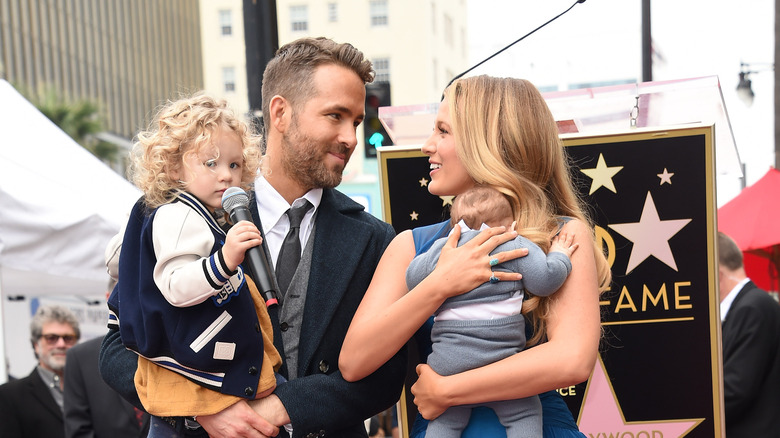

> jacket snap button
[248,366,258,375]
[244,387,254,396]
[318,360,329,373]
[280,321,289,331]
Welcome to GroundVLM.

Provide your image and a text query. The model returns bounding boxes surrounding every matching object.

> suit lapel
[27,370,63,422]
[297,190,372,373]
[724,280,758,326]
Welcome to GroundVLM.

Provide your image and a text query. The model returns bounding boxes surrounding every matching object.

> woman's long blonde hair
[445,75,611,344]
[129,92,262,209]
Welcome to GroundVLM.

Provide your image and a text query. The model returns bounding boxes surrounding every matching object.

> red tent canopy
[718,168,780,293]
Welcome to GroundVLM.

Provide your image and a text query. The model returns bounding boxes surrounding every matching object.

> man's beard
[41,349,67,372]
[280,119,349,190]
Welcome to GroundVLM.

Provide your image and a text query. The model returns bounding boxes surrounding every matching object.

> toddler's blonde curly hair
[129,92,262,209]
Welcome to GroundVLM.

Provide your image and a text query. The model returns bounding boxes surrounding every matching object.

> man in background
[0,305,80,437]
[718,231,780,437]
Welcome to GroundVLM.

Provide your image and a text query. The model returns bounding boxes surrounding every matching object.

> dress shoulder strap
[411,220,451,256]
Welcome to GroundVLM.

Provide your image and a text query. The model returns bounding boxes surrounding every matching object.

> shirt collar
[720,277,750,322]
[254,176,322,233]
[36,365,61,391]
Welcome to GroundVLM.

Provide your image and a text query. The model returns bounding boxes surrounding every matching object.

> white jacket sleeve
[152,203,222,307]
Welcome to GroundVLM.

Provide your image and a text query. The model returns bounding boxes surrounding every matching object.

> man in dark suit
[0,305,80,438]
[64,336,149,438]
[100,36,406,438]
[717,232,780,437]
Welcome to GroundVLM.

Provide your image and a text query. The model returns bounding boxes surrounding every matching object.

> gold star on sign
[440,196,454,207]
[419,178,429,187]
[580,153,623,195]
[410,211,419,221]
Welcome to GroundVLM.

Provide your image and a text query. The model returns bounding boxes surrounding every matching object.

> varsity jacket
[107,192,267,398]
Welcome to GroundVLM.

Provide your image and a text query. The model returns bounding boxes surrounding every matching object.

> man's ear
[269,95,290,133]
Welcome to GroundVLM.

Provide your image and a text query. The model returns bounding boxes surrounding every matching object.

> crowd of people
[0,35,778,438]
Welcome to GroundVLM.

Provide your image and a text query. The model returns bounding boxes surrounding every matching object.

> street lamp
[737,62,774,107]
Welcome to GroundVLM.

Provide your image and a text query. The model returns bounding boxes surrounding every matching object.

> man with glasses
[0,305,81,438]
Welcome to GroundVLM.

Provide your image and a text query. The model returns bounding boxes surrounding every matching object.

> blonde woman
[340,76,611,437]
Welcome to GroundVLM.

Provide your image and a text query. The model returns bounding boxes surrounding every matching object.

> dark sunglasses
[39,334,78,345]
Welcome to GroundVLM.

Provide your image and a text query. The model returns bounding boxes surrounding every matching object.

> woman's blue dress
[408,221,585,438]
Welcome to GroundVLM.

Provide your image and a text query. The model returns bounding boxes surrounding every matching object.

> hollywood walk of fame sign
[377,124,723,437]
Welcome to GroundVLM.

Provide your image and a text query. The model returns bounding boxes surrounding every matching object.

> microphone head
[221,187,250,214]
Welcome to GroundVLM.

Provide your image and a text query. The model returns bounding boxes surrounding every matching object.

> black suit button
[254,323,261,332]
[280,321,289,331]
[248,366,258,375]
[318,360,329,373]
[244,387,254,396]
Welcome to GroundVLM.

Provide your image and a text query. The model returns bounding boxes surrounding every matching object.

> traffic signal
[364,82,392,158]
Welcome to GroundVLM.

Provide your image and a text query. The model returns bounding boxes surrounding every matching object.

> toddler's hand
[223,220,263,271]
[550,231,578,258]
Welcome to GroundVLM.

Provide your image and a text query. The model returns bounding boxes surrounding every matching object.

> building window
[373,58,390,83]
[461,28,467,57]
[431,3,436,34]
[223,67,236,92]
[432,58,438,90]
[444,14,453,47]
[290,5,308,32]
[370,0,388,27]
[328,3,338,22]
[219,10,232,36]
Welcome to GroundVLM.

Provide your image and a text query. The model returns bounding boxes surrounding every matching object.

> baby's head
[450,185,514,230]
[130,92,261,208]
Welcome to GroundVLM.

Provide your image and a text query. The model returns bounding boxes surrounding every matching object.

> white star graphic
[439,196,454,207]
[410,211,419,221]
[580,153,623,195]
[657,168,674,185]
[608,192,691,274]
[419,177,429,187]
[578,356,703,436]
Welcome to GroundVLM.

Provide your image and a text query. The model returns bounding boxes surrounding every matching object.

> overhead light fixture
[737,62,774,107]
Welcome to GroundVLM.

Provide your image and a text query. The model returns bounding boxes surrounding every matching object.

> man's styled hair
[260,37,374,141]
[718,231,744,271]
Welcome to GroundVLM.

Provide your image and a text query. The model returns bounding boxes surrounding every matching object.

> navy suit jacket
[721,280,780,437]
[64,337,149,438]
[0,366,64,438]
[100,188,406,438]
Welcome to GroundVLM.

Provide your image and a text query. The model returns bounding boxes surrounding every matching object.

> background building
[0,0,203,143]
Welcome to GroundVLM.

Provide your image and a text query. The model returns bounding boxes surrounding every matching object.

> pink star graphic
[578,357,703,437]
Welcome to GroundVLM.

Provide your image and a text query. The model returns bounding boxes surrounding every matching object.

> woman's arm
[339,226,525,382]
[411,218,601,419]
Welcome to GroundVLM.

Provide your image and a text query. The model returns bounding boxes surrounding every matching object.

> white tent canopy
[0,80,140,380]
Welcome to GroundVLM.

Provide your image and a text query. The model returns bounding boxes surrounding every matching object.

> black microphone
[444,0,587,93]
[221,187,278,307]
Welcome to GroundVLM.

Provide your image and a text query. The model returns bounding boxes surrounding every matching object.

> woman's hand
[411,364,450,420]
[429,225,527,299]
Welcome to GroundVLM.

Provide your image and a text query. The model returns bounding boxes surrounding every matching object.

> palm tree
[16,83,119,163]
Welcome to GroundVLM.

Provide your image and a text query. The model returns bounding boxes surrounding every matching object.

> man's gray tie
[275,200,313,296]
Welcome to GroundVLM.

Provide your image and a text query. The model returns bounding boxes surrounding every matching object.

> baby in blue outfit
[406,185,578,438]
